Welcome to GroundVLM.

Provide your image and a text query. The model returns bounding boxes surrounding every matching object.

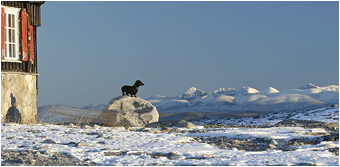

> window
[3,7,20,61]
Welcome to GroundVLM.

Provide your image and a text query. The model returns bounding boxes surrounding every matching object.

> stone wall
[1,72,38,124]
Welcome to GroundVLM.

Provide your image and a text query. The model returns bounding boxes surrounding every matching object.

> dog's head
[134,80,144,87]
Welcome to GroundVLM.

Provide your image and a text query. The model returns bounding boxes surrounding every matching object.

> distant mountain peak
[213,88,235,94]
[213,88,238,96]
[238,86,259,95]
[178,87,210,100]
[300,83,318,89]
[260,87,280,94]
[186,87,198,94]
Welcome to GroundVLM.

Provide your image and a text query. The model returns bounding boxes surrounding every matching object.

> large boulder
[99,96,159,127]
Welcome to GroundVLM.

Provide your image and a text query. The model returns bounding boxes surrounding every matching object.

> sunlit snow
[2,106,339,166]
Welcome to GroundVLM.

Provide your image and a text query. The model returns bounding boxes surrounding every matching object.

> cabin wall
[1,1,43,124]
[1,1,41,73]
[1,73,38,124]
[1,1,42,26]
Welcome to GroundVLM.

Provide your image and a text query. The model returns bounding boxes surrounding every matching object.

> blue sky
[37,1,339,107]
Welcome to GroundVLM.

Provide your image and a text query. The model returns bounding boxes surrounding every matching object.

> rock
[45,150,53,154]
[40,146,50,150]
[181,130,189,133]
[137,128,149,132]
[296,163,317,166]
[168,128,182,133]
[29,159,36,164]
[41,139,56,144]
[96,134,105,138]
[104,151,127,156]
[271,139,278,145]
[18,145,29,148]
[148,129,161,133]
[331,104,339,107]
[145,122,163,128]
[81,125,92,129]
[269,144,276,148]
[174,120,197,129]
[322,133,339,141]
[29,130,41,133]
[106,136,115,139]
[3,122,18,126]
[67,142,77,145]
[166,152,182,160]
[161,127,170,132]
[99,96,159,127]
[93,124,101,128]
[127,127,134,131]
[229,139,240,145]
[1,150,89,166]
[203,153,211,158]
[76,142,91,147]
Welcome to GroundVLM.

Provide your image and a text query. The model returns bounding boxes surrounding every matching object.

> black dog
[121,80,144,98]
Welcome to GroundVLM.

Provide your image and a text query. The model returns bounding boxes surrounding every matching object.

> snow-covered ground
[193,105,339,126]
[2,106,339,166]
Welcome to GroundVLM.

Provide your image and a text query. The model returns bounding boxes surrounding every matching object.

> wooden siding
[1,1,43,73]
[1,1,43,26]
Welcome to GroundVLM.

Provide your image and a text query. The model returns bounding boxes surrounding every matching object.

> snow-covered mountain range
[146,83,339,113]
[38,83,339,123]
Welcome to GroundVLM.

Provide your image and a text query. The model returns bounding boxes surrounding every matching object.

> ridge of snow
[259,87,280,94]
[213,88,236,94]
[214,95,235,103]
[254,94,323,105]
[234,94,267,105]
[178,87,210,101]
[238,86,260,95]
[213,88,238,96]
[319,85,339,92]
[299,83,319,89]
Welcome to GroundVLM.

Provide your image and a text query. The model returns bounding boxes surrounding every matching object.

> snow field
[193,106,339,126]
[1,119,339,166]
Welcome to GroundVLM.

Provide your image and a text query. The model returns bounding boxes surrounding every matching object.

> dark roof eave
[29,1,45,5]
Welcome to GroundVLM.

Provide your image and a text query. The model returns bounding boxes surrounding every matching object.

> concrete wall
[1,72,38,124]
